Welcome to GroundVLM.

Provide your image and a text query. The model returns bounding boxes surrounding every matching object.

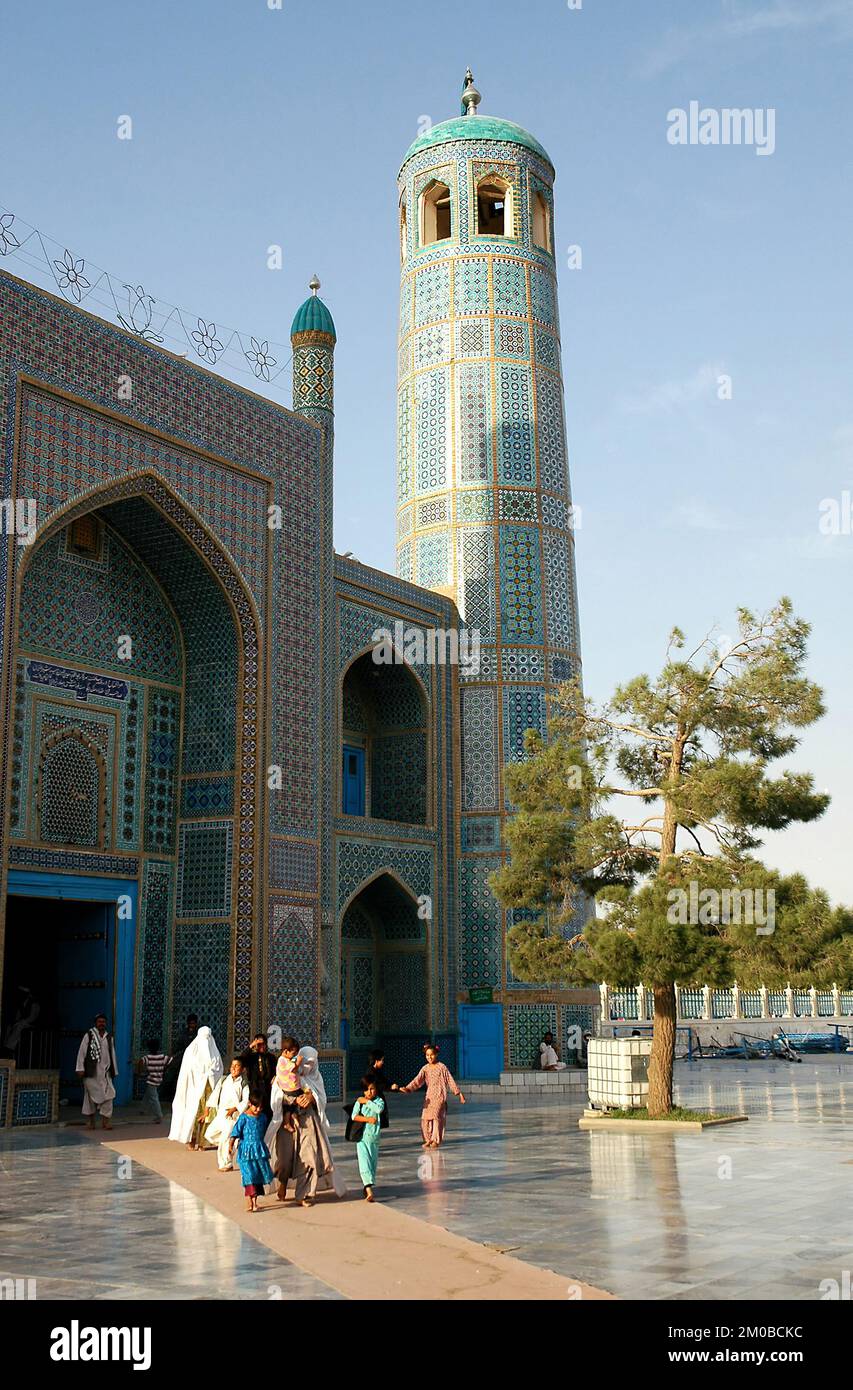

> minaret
[291,274,336,430]
[396,75,582,991]
[290,277,337,1047]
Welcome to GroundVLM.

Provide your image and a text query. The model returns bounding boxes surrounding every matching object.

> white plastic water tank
[587,1036,652,1109]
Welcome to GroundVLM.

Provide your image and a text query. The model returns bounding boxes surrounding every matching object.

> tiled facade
[0,93,586,1088]
[0,268,326,1059]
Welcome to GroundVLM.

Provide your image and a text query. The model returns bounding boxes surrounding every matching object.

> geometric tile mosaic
[499,526,543,644]
[544,531,578,651]
[461,687,498,810]
[269,838,318,893]
[415,370,449,494]
[176,820,233,919]
[506,1003,558,1067]
[172,923,231,1050]
[456,529,495,639]
[180,777,233,819]
[458,856,502,988]
[461,816,500,851]
[503,686,547,768]
[267,901,317,1045]
[455,363,490,483]
[136,859,174,1052]
[501,646,545,682]
[145,687,179,853]
[12,1082,53,1125]
[496,364,535,484]
[380,951,428,1032]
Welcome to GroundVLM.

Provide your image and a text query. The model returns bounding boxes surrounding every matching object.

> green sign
[468,987,494,1004]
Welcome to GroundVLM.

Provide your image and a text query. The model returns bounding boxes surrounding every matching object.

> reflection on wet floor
[0,1129,341,1300]
[334,1056,853,1301]
[1,1057,850,1300]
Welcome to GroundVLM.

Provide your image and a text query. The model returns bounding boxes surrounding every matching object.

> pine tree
[492,599,829,1116]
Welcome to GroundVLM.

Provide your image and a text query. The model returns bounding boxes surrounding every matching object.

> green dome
[291,293,336,341]
[401,115,552,172]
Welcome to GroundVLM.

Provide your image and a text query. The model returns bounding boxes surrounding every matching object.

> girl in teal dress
[351,1080,385,1202]
[229,1092,274,1212]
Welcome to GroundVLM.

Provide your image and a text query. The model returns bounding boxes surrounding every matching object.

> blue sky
[3,0,852,900]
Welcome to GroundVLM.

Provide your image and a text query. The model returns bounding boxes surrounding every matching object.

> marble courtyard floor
[1,1056,850,1300]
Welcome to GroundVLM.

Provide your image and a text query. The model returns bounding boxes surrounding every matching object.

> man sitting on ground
[539,1031,567,1071]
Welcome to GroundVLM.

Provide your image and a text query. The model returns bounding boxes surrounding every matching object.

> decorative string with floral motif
[0,206,292,393]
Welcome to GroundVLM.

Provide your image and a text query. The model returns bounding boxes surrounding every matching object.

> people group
[75,1013,467,1209]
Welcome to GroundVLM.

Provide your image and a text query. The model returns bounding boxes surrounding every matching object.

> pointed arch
[338,863,424,924]
[339,868,430,1062]
[7,468,264,1049]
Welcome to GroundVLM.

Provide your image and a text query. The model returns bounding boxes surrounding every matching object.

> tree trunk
[647,982,676,1117]
[647,734,684,1118]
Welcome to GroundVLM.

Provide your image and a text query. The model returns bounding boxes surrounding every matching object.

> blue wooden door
[57,902,112,1100]
[342,744,365,816]
[458,1003,503,1080]
[7,871,137,1105]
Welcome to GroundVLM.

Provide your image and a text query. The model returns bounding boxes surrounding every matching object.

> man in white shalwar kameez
[203,1057,249,1169]
[75,1013,119,1129]
[168,1026,223,1149]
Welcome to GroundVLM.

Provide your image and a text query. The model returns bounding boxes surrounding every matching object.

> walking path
[89,1125,610,1300]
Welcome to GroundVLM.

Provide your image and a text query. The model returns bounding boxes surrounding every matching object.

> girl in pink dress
[400,1045,466,1147]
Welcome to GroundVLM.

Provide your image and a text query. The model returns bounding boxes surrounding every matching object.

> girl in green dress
[350,1079,385,1202]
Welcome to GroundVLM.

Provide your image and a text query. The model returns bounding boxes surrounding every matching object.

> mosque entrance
[1,879,136,1106]
[1,472,259,1072]
[340,872,429,1084]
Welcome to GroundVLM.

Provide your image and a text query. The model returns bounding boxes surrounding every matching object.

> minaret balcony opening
[420,180,452,247]
[476,176,513,238]
[533,191,553,254]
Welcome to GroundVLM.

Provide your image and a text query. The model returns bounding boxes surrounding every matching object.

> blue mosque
[0,74,587,1124]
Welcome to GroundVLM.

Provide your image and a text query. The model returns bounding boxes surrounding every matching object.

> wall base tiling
[318,1049,345,1103]
[10,1068,59,1126]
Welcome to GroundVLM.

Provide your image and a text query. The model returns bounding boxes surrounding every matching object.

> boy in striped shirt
[139,1039,172,1124]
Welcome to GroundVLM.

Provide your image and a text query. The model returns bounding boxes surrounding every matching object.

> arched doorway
[1,474,262,1098]
[340,872,428,1082]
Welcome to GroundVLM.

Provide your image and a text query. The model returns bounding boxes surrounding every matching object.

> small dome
[291,291,336,341]
[401,115,552,173]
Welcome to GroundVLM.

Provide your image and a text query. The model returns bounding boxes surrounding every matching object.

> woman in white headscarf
[298,1045,330,1129]
[168,1026,223,1150]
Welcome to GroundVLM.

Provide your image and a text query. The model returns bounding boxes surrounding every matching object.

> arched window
[420,180,452,246]
[533,190,552,252]
[476,176,513,237]
[37,731,106,847]
[340,650,428,825]
[400,196,408,262]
